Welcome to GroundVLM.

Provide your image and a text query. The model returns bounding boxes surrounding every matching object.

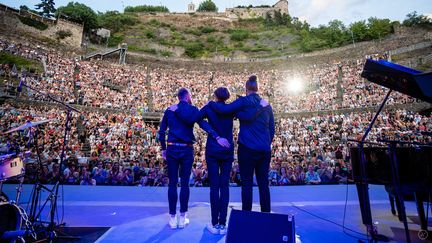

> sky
[2,0,432,27]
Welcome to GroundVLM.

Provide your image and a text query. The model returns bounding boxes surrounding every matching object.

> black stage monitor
[226,209,295,243]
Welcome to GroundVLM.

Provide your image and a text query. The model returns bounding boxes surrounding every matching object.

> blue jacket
[209,93,275,152]
[158,101,218,150]
[173,102,263,156]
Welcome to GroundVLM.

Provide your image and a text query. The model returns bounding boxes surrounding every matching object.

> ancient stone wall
[225,7,274,19]
[0,5,83,48]
[225,0,289,19]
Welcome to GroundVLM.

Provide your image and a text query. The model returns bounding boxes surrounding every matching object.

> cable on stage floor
[287,183,371,241]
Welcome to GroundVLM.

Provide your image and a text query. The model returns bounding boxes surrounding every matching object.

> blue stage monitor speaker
[226,209,295,243]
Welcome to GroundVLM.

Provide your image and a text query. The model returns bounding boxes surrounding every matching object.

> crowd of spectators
[1,37,431,187]
[1,102,430,186]
[1,37,418,114]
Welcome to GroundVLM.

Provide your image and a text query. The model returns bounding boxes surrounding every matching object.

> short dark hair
[214,87,230,102]
[246,75,258,92]
[177,88,189,100]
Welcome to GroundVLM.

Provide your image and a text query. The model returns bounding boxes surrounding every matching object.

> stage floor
[2,184,431,243]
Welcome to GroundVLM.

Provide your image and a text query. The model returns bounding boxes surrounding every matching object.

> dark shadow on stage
[143,225,180,243]
[407,215,432,226]
[390,227,430,243]
[199,228,224,243]
[52,227,110,243]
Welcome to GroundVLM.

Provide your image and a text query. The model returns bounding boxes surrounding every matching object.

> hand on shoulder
[260,99,269,107]
[168,104,178,112]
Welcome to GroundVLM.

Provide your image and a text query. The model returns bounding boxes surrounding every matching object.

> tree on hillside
[20,5,30,11]
[20,5,39,14]
[197,0,218,12]
[98,11,138,33]
[56,2,98,32]
[325,20,350,46]
[350,21,369,41]
[291,17,309,31]
[367,17,393,41]
[35,0,56,18]
[124,5,169,13]
[403,11,432,28]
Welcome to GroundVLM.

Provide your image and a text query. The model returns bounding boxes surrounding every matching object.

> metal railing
[423,53,432,63]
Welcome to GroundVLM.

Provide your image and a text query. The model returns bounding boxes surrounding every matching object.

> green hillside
[98,10,430,59]
[22,2,431,59]
[98,13,297,58]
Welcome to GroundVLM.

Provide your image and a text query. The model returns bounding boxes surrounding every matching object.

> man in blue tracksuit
[208,75,275,213]
[170,86,267,234]
[158,88,229,229]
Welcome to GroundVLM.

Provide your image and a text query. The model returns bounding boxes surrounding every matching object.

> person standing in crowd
[208,75,275,213]
[158,88,230,229]
[169,86,267,234]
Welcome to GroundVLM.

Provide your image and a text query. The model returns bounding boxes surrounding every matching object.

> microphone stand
[19,79,81,241]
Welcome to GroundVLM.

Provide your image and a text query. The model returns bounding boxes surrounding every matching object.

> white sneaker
[206,223,219,234]
[178,214,189,228]
[219,225,227,235]
[168,214,177,229]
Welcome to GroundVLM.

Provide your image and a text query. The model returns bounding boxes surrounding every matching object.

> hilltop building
[188,2,195,13]
[225,0,289,19]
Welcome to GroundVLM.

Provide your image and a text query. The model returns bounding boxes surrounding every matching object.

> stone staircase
[76,114,91,156]
[336,65,344,105]
[145,68,154,111]
[81,141,92,157]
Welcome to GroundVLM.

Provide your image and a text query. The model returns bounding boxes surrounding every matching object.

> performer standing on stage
[158,88,230,229]
[169,87,267,234]
[208,75,275,213]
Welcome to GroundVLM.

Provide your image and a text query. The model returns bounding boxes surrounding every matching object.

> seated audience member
[317,161,333,183]
[332,164,348,184]
[305,164,321,185]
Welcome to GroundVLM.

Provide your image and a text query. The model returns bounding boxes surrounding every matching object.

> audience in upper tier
[0,38,417,113]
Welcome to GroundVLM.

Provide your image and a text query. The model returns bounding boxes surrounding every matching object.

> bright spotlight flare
[285,78,304,94]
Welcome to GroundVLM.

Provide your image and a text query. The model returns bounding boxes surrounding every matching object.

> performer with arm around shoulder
[208,75,275,213]
[158,87,229,229]
[169,86,268,234]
